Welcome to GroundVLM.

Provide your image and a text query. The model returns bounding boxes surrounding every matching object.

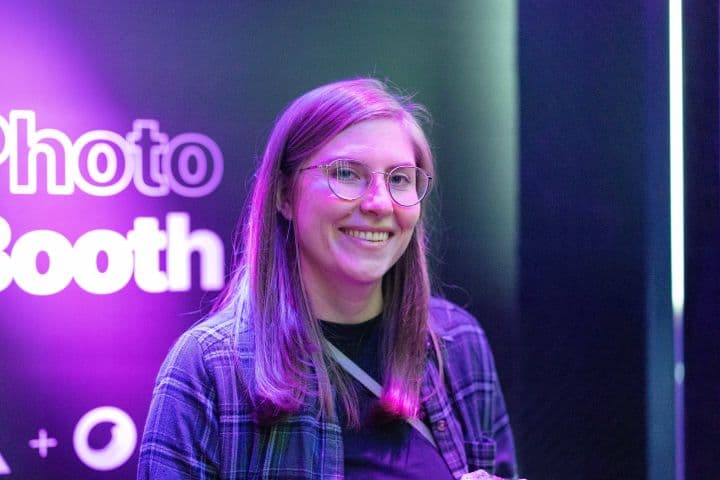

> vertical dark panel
[683,1,720,477]
[519,3,648,478]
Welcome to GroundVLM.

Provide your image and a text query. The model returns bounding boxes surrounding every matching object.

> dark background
[519,3,647,478]
[683,1,720,478]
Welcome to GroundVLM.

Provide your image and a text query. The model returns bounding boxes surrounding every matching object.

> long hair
[215,78,437,426]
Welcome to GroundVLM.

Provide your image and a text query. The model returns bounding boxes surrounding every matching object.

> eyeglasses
[299,159,432,207]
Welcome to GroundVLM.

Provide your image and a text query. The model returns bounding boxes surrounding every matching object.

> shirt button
[435,419,447,431]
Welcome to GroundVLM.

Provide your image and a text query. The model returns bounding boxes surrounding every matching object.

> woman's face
[284,118,421,297]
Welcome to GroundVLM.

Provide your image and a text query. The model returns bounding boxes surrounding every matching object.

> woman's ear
[276,176,293,221]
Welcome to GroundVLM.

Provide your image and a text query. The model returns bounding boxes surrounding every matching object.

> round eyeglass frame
[298,159,433,207]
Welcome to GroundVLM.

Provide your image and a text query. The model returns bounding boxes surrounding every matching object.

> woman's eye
[389,172,412,187]
[334,164,363,182]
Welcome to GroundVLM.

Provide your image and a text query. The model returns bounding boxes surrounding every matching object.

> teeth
[344,229,390,242]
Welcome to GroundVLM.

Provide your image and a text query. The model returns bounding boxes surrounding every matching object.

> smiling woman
[138,79,520,480]
[284,119,423,325]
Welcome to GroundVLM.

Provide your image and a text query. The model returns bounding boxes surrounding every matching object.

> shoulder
[157,308,252,384]
[429,296,488,342]
[182,308,247,351]
[140,311,249,478]
[428,297,497,376]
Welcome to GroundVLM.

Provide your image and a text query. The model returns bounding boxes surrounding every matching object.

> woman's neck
[305,279,383,324]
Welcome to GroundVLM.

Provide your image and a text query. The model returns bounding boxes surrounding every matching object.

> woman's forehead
[309,119,416,166]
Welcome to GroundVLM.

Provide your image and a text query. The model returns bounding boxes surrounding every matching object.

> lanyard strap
[325,341,438,449]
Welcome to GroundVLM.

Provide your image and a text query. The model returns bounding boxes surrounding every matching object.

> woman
[138,78,518,479]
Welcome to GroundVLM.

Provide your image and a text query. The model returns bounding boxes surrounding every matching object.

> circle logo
[73,406,137,471]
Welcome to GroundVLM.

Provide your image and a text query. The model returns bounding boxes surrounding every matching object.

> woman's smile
[340,227,393,243]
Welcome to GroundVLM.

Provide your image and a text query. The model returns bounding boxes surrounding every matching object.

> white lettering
[0,217,11,291]
[74,230,134,294]
[0,213,224,295]
[3,110,74,194]
[0,114,9,165]
[167,212,225,291]
[164,133,223,197]
[11,229,74,295]
[72,130,133,196]
[126,119,170,196]
[127,217,168,293]
[0,110,223,198]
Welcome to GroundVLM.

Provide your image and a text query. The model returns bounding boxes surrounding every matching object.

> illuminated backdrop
[0,4,234,476]
[0,1,519,478]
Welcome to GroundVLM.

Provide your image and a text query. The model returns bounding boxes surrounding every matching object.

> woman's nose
[359,174,394,216]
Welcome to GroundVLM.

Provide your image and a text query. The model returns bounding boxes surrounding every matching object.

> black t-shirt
[320,315,454,480]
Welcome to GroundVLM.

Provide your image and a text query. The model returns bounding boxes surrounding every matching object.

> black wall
[518,3,650,478]
[684,1,720,477]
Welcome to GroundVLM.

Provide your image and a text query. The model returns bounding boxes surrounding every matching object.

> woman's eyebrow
[325,156,417,169]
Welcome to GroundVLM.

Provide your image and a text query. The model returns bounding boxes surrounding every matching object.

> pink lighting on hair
[380,382,419,419]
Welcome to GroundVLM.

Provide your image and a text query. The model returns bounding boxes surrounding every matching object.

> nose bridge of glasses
[364,169,394,199]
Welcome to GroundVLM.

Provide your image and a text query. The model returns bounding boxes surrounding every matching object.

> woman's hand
[461,470,527,480]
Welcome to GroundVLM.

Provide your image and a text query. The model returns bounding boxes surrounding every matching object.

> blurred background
[0,1,717,478]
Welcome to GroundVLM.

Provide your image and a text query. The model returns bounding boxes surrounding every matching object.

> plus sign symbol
[29,429,58,458]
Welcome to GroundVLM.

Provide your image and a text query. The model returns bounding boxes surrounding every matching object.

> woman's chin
[336,263,391,288]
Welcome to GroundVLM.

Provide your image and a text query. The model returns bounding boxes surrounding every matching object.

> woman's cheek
[397,205,421,231]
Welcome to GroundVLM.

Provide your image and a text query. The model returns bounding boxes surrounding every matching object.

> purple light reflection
[0,1,216,414]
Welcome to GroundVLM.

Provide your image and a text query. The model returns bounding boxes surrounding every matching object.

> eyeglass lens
[327,160,429,206]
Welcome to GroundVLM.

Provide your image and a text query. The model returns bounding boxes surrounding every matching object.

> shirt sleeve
[490,376,518,479]
[431,298,520,480]
[137,332,220,480]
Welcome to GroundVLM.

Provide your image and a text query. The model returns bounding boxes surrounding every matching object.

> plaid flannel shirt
[138,297,518,479]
